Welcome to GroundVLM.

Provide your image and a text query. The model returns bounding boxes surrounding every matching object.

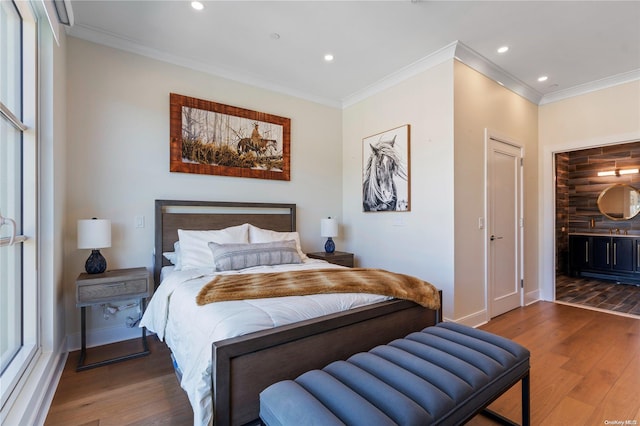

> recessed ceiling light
[538,75,548,82]
[324,54,334,62]
[497,46,509,54]
[191,1,204,11]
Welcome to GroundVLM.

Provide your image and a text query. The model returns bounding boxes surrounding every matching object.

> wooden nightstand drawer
[78,279,148,304]
[76,267,151,307]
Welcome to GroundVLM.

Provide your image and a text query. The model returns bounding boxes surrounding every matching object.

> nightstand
[76,267,152,371]
[307,251,354,268]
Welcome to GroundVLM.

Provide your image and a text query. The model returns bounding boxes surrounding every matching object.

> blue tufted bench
[260,322,530,426]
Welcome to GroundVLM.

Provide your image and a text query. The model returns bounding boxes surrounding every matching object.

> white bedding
[140,259,391,426]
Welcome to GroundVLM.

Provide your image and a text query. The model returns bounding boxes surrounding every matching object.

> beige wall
[65,37,343,347]
[342,60,456,319]
[63,35,640,344]
[539,81,640,147]
[342,59,539,324]
[453,61,539,324]
[538,80,640,300]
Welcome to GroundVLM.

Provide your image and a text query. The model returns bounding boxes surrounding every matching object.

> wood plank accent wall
[555,141,640,273]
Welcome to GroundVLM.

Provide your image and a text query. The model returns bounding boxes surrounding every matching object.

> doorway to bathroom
[555,141,640,317]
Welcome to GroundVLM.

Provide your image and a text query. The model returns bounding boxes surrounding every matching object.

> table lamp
[321,217,338,253]
[78,218,111,274]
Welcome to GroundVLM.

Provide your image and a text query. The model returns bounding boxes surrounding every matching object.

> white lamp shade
[321,218,338,238]
[77,219,111,249]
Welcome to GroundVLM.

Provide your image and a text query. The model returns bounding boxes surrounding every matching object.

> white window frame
[0,0,39,412]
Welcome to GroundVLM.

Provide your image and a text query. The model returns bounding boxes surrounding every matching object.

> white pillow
[248,224,307,260]
[162,242,183,270]
[173,241,182,270]
[178,224,249,269]
[163,251,177,264]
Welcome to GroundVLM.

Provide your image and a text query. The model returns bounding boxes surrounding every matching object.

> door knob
[490,235,503,241]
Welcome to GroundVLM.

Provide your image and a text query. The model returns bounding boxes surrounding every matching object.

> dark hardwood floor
[556,273,640,316]
[45,302,640,425]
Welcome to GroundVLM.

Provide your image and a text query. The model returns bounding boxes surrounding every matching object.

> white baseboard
[525,290,541,305]
[66,325,145,352]
[445,296,542,328]
[444,309,489,328]
[1,343,67,426]
[33,347,68,425]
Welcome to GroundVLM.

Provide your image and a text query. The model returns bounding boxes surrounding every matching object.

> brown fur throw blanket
[196,268,440,310]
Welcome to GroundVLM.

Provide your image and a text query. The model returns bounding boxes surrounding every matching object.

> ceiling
[66,1,640,107]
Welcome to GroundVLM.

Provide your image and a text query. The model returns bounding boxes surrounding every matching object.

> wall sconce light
[321,217,338,253]
[78,218,111,274]
[597,168,639,177]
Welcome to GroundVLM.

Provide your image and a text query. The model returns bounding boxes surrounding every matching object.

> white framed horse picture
[362,125,410,212]
[169,93,290,181]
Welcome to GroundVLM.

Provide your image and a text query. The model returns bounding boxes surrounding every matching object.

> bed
[144,200,442,426]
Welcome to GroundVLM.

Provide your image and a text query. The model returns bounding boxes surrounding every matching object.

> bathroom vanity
[569,233,640,283]
[568,183,640,284]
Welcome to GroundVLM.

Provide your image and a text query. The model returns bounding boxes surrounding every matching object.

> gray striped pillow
[208,240,302,271]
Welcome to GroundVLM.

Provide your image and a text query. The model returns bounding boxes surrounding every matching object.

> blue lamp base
[85,249,107,274]
[324,237,335,254]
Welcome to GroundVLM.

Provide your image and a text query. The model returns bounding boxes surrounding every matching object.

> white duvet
[140,259,391,426]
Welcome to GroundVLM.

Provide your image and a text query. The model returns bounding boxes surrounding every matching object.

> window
[0,0,38,410]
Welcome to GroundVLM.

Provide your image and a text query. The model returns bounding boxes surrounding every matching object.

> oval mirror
[597,184,640,220]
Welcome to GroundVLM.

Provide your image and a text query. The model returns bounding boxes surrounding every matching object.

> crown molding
[66,24,342,109]
[342,41,640,108]
[341,41,458,108]
[453,42,543,104]
[342,41,544,108]
[539,69,640,105]
[66,24,640,110]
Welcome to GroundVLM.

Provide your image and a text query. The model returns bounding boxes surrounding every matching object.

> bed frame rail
[213,295,442,426]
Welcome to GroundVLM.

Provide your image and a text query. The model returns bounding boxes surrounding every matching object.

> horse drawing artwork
[363,135,408,212]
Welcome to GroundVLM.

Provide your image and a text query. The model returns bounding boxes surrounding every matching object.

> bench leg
[480,371,530,426]
[481,409,520,426]
[522,372,530,426]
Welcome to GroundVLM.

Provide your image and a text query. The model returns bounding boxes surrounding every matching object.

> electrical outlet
[135,215,145,228]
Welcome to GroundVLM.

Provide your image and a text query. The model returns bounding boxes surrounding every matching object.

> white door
[487,134,523,317]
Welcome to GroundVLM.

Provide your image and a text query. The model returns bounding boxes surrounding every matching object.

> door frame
[484,129,524,319]
[541,132,640,302]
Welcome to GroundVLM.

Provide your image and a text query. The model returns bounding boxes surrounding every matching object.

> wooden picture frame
[170,93,290,180]
[362,124,410,212]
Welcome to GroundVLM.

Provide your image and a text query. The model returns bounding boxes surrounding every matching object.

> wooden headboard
[154,200,296,288]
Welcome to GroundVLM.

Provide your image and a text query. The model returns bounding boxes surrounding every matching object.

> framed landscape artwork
[169,93,291,180]
[362,124,410,212]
